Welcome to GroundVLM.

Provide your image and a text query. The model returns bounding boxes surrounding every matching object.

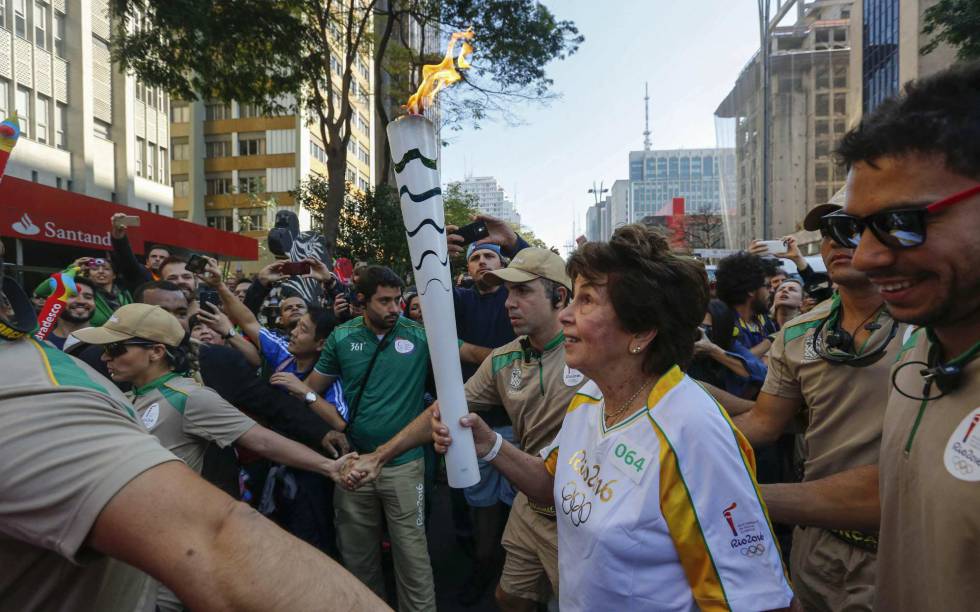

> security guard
[705,205,905,611]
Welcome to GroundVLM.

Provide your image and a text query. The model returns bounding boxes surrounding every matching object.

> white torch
[386,30,480,488]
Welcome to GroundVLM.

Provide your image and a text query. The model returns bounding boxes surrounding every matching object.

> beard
[61,308,93,324]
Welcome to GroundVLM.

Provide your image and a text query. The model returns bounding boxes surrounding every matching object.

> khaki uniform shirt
[465,332,587,457]
[875,329,980,612]
[0,338,177,612]
[129,373,256,474]
[762,298,904,481]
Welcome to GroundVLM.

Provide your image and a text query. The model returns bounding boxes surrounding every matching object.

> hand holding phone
[455,220,490,247]
[118,215,140,227]
[757,240,788,256]
[186,254,209,274]
[279,261,312,276]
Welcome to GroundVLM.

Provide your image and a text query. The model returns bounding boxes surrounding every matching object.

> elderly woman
[434,225,797,611]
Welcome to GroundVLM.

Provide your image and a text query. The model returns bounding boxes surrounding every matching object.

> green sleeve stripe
[35,340,137,419]
[161,384,190,415]
[491,351,523,375]
[782,319,821,344]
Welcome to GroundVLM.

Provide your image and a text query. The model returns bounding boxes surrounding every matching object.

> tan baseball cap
[484,247,572,290]
[803,203,842,231]
[73,303,185,347]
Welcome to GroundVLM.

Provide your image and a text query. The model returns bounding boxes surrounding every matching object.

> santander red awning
[0,176,257,260]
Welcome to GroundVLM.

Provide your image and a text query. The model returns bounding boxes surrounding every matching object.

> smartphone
[279,260,312,276]
[455,220,490,246]
[118,215,141,227]
[758,239,788,255]
[186,254,209,274]
[199,289,221,310]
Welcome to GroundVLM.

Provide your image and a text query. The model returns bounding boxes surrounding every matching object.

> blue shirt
[454,286,516,381]
[258,327,349,421]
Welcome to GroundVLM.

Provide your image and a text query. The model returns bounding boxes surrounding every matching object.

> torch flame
[405,29,474,115]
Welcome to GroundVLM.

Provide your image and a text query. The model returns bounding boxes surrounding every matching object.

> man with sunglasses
[832,62,980,612]
[703,204,906,611]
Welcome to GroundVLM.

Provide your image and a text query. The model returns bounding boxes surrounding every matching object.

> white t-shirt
[541,366,794,611]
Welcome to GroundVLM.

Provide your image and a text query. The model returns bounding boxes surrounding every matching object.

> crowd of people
[1,61,979,612]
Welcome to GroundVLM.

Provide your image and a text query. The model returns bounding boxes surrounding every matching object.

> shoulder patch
[782,319,822,344]
[491,350,523,375]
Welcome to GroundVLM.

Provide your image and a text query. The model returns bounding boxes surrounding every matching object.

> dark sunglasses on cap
[822,183,980,249]
[103,340,160,358]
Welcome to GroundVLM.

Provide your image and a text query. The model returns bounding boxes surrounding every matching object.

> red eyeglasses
[823,183,980,249]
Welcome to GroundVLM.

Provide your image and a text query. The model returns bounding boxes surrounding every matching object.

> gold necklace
[604,377,652,424]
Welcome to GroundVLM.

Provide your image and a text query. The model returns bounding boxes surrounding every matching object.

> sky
[439,0,762,250]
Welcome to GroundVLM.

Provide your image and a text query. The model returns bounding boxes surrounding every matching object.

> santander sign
[10,211,111,247]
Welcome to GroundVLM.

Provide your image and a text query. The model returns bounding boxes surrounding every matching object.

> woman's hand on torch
[431,407,496,456]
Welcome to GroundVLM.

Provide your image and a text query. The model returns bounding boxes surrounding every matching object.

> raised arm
[196,303,261,367]
[88,461,388,611]
[200,257,262,345]
[109,214,153,291]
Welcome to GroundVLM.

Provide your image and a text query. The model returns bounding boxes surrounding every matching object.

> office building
[628,147,736,219]
[716,0,852,248]
[449,175,521,226]
[170,35,375,237]
[1,0,172,213]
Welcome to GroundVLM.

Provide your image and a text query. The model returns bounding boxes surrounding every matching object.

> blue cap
[465,243,503,260]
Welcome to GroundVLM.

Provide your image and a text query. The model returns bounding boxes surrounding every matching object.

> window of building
[53,10,64,56]
[173,176,190,197]
[205,102,230,121]
[238,103,262,118]
[170,103,190,123]
[171,137,189,160]
[862,0,900,114]
[833,92,846,114]
[815,163,829,182]
[93,118,111,140]
[815,65,829,90]
[238,135,265,156]
[238,172,265,194]
[359,144,369,164]
[134,81,145,102]
[237,207,266,231]
[358,174,370,191]
[347,137,357,155]
[0,80,8,119]
[34,1,47,49]
[159,147,168,184]
[815,93,829,116]
[147,86,156,109]
[206,214,233,231]
[35,94,48,144]
[833,63,847,89]
[310,140,327,164]
[14,0,26,38]
[135,137,144,177]
[345,165,355,183]
[0,0,6,29]
[205,175,232,195]
[358,112,369,134]
[205,138,232,158]
[147,142,156,181]
[15,86,29,138]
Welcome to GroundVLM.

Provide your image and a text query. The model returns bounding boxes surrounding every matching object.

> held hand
[325,452,361,485]
[269,372,312,397]
[258,261,286,287]
[196,303,233,335]
[321,430,351,459]
[110,213,128,239]
[343,452,383,490]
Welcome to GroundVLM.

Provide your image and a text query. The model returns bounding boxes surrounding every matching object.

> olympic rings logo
[560,481,593,526]
[954,459,974,475]
[740,544,766,557]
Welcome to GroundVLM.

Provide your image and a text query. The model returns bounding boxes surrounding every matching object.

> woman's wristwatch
[221,328,238,340]
[303,391,318,404]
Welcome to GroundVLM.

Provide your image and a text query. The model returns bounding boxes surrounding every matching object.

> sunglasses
[103,340,160,358]
[822,184,980,249]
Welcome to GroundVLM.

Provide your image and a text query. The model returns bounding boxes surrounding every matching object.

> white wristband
[479,432,504,462]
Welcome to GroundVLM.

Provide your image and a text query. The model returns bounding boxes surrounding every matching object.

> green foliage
[922,0,980,61]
